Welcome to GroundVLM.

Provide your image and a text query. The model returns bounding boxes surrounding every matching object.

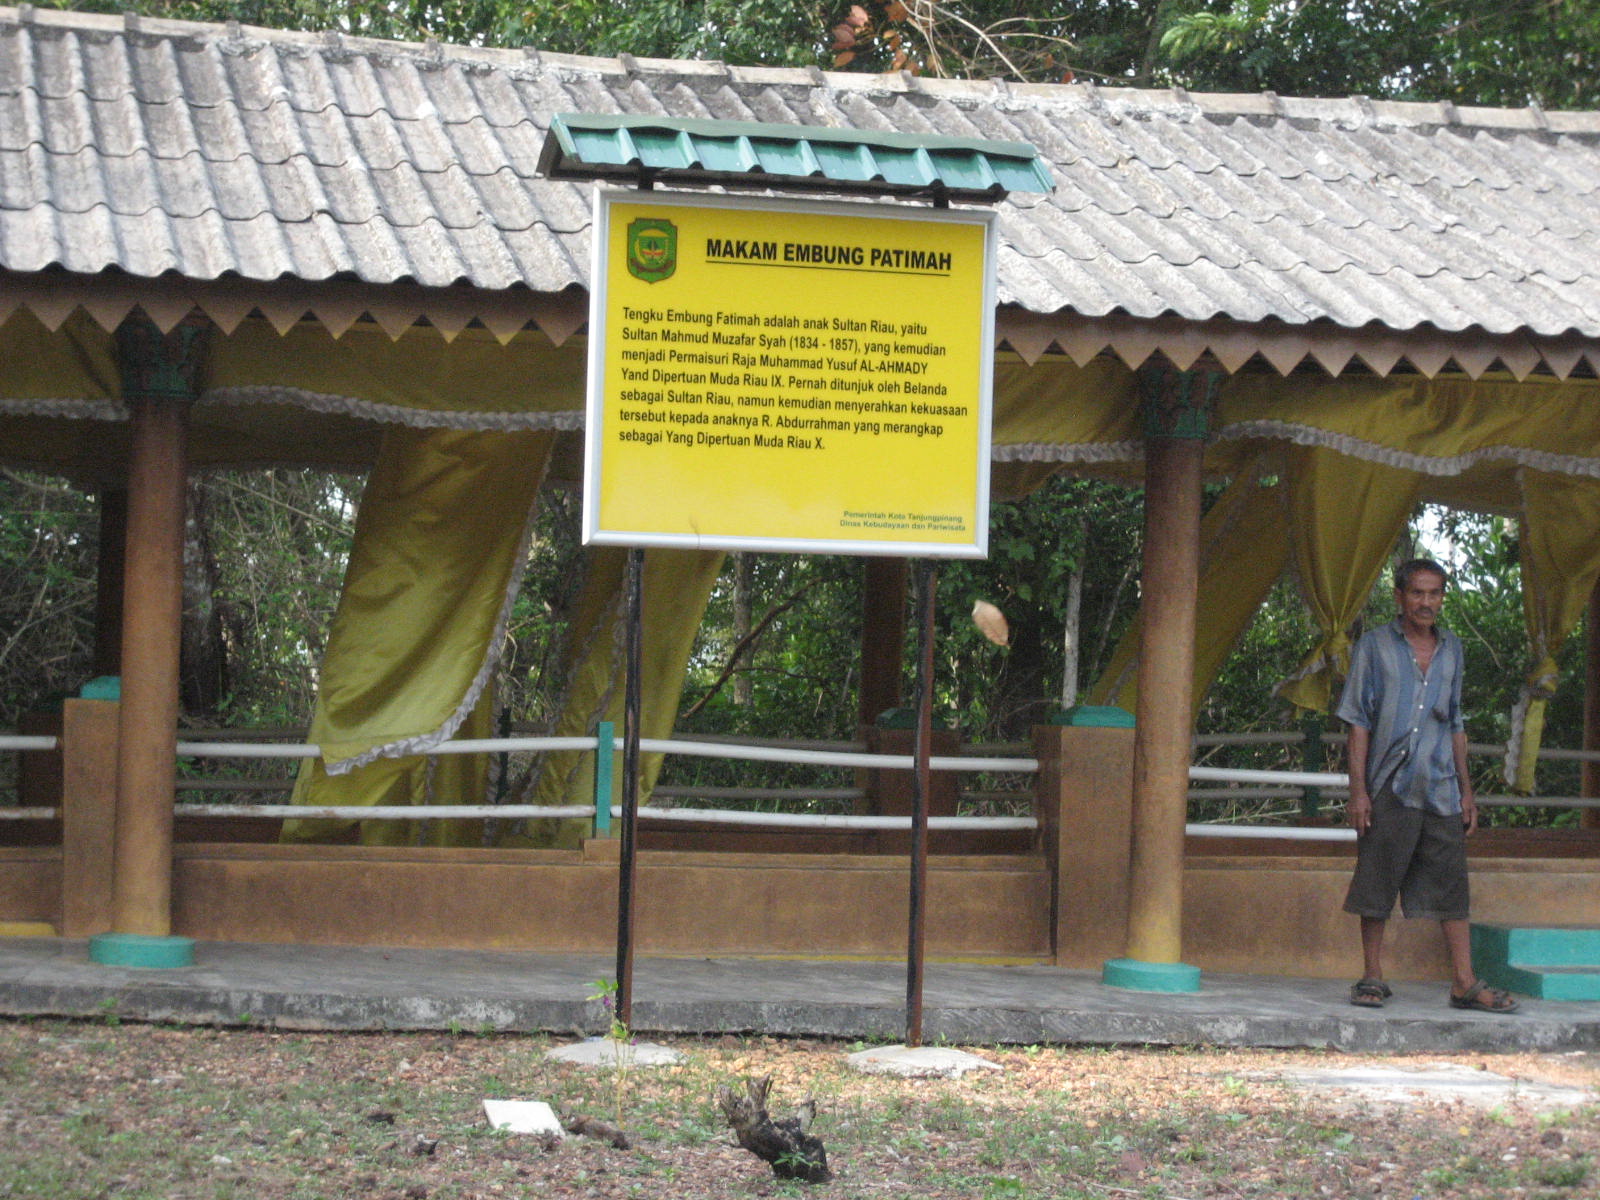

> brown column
[106,316,207,940]
[1109,361,1221,992]
[859,557,909,727]
[1584,580,1600,830]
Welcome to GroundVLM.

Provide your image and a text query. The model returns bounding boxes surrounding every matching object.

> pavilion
[3,6,1600,984]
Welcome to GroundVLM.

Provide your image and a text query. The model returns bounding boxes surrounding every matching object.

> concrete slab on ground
[483,1099,564,1135]
[846,1045,1003,1078]
[546,1038,685,1067]
[4,937,1600,1054]
[1256,1063,1599,1111]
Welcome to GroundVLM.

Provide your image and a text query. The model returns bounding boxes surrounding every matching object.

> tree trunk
[1137,0,1175,85]
[180,477,228,718]
[732,552,752,706]
[716,1075,831,1184]
[1063,534,1085,708]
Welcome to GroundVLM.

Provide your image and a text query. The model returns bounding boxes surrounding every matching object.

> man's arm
[1346,723,1372,834]
[1454,729,1477,835]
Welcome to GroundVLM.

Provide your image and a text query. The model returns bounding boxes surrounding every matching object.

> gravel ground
[1,1020,1597,1199]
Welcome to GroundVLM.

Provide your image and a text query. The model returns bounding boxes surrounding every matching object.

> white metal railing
[7,726,1600,837]
[0,735,58,752]
[155,733,1040,831]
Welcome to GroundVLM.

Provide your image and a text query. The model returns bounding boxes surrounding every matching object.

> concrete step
[1472,923,1600,1001]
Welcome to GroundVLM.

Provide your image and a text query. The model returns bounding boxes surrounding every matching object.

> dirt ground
[1,1020,1597,1199]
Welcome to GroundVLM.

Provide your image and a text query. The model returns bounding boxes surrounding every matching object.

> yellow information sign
[584,191,995,557]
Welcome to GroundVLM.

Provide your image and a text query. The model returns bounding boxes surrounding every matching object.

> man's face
[1395,570,1446,631]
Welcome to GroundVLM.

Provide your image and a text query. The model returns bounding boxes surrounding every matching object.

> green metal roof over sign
[539,114,1054,202]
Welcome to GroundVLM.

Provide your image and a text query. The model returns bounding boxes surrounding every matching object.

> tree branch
[680,583,814,720]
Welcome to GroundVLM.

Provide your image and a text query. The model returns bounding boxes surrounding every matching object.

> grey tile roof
[4,5,1600,341]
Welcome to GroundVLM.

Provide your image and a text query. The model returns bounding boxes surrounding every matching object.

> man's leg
[1442,918,1476,995]
[1361,916,1387,981]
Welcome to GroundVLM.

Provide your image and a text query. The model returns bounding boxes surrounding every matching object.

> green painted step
[1471,923,1600,1002]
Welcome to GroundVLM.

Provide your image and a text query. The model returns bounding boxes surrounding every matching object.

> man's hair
[1394,557,1449,591]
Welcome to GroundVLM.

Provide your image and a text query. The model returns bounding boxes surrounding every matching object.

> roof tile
[3,6,1600,339]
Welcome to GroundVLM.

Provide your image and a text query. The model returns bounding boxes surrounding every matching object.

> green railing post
[593,720,615,837]
[1299,713,1324,822]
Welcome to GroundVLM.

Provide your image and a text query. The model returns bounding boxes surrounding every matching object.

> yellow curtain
[284,689,498,847]
[1216,374,1600,485]
[1088,466,1289,716]
[0,310,121,410]
[282,426,554,845]
[1505,469,1600,792]
[989,353,1138,460]
[207,321,588,422]
[511,547,726,849]
[1275,446,1422,713]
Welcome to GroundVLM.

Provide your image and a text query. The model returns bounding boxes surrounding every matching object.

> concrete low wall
[9,837,1600,979]
[168,842,1055,959]
[0,849,60,929]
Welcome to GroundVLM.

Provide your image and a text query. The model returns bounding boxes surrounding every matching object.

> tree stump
[716,1074,832,1184]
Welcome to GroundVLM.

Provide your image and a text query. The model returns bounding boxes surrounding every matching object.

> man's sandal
[1349,978,1392,1008]
[1449,981,1519,1013]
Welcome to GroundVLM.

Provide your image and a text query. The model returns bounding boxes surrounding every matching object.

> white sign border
[582,188,996,559]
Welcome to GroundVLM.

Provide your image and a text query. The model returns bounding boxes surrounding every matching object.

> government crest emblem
[626,218,677,283]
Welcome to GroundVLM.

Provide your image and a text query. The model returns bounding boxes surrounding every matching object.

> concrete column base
[89,932,195,969]
[1103,957,1201,993]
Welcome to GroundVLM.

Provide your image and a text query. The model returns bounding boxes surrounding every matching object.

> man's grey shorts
[1343,787,1469,922]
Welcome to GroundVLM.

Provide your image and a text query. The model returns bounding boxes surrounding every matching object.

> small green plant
[590,977,635,1130]
[96,998,120,1027]
[1532,1159,1589,1188]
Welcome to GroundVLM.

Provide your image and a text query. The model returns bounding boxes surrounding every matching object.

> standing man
[1338,558,1517,1013]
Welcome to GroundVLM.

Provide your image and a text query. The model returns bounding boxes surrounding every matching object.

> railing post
[1299,713,1324,822]
[60,698,121,938]
[593,720,615,837]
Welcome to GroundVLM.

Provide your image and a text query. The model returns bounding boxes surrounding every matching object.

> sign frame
[583,188,996,559]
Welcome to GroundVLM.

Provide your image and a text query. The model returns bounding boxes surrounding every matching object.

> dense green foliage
[0,471,99,718]
[1162,0,1600,108]
[41,0,1600,108]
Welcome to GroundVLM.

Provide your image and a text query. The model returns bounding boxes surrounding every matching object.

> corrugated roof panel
[1200,114,1344,184]
[992,263,1114,320]
[435,116,527,178]
[1152,158,1279,224]
[748,135,819,178]
[808,137,875,182]
[384,112,464,176]
[1115,249,1277,322]
[688,130,758,172]
[0,145,34,206]
[1170,113,1274,180]
[455,63,542,130]
[1516,132,1600,197]
[541,113,1052,200]
[994,242,1155,318]
[4,6,1600,344]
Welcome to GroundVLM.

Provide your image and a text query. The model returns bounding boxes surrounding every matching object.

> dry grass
[1,1019,1598,1198]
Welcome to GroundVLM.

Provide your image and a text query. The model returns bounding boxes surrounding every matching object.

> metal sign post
[615,546,644,1027]
[906,558,938,1047]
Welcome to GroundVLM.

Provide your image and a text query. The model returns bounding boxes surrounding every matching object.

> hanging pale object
[971,600,1010,647]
